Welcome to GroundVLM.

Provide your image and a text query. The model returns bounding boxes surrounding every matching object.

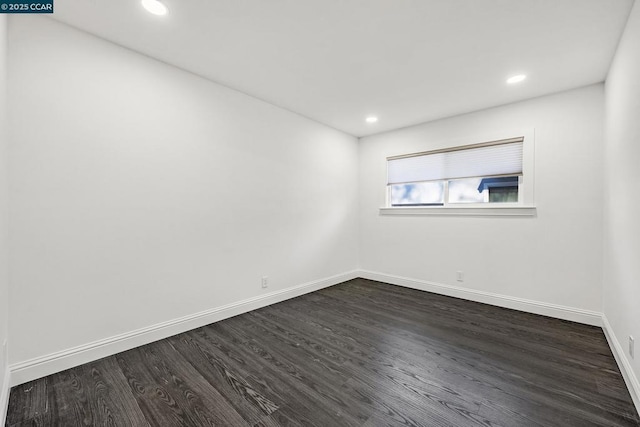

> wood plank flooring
[6,278,640,426]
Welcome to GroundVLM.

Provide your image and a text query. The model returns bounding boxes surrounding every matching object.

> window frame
[381,129,536,217]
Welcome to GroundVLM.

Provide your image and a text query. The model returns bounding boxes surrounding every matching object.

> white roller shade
[387,139,523,185]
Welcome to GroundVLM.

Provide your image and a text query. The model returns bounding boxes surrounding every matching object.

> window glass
[448,177,486,203]
[479,176,519,203]
[447,176,519,204]
[489,186,518,203]
[390,182,444,206]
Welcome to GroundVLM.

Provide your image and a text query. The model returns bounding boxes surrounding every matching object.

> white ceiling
[50,0,634,137]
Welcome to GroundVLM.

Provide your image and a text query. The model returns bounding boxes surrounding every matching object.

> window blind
[387,138,523,185]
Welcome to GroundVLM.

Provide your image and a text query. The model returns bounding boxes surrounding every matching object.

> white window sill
[379,206,537,217]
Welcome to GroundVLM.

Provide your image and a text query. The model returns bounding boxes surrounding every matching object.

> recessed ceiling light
[366,116,378,123]
[507,74,527,84]
[142,0,168,16]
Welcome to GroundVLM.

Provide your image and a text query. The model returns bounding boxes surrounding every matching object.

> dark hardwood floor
[6,278,640,426]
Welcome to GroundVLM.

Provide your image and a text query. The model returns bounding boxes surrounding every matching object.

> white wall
[0,14,10,423]
[359,85,604,315]
[603,0,640,407]
[7,17,358,366]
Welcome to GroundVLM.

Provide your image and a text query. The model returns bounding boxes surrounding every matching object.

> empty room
[0,0,639,425]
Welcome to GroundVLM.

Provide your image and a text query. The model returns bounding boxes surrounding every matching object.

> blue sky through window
[391,182,444,205]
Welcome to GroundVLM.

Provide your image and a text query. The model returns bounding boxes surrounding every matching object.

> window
[387,137,525,207]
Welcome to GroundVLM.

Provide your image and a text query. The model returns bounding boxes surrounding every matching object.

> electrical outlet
[261,276,268,289]
[630,336,635,359]
[456,271,464,282]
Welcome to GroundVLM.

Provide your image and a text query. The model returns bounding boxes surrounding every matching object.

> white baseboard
[358,270,602,326]
[10,270,358,386]
[0,365,10,427]
[602,314,640,414]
